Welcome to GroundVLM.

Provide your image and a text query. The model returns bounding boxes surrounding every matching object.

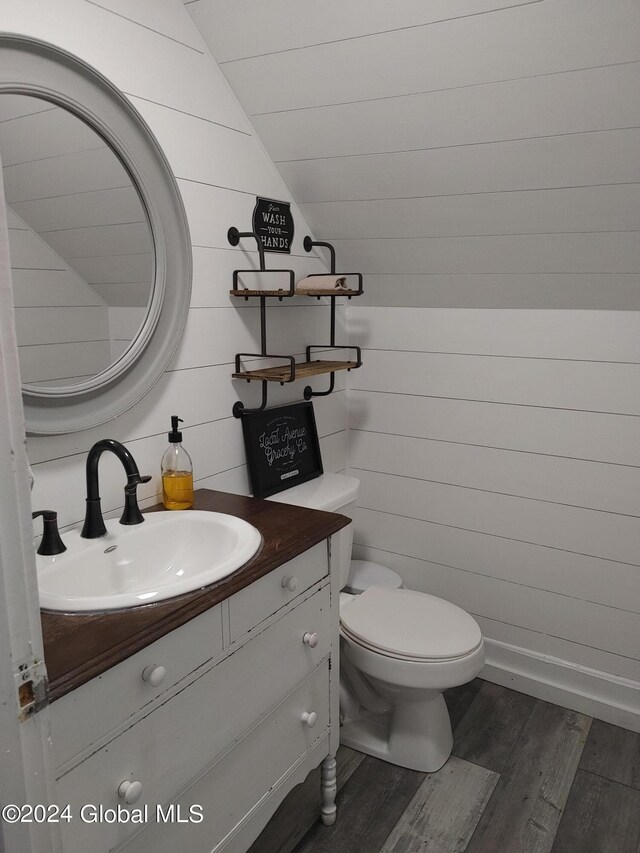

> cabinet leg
[320,754,337,826]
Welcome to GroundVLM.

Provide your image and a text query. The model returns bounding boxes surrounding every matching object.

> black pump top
[168,415,183,443]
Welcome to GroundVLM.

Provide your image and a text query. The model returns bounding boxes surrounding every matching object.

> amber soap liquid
[162,470,194,510]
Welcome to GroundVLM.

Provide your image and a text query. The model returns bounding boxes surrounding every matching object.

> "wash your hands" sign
[253,197,294,253]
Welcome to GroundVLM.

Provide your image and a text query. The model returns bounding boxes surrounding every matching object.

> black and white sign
[241,402,323,498]
[252,197,294,254]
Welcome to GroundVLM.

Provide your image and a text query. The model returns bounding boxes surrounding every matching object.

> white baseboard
[482,638,640,733]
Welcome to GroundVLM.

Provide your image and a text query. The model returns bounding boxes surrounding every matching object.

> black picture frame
[241,401,323,499]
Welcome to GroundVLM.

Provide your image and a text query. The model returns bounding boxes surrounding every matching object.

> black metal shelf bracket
[303,236,364,297]
[303,235,335,272]
[304,373,335,400]
[232,352,297,419]
[229,226,298,416]
[302,344,362,400]
[233,382,268,420]
[302,235,363,398]
[228,227,294,299]
[229,226,265,268]
[231,294,297,417]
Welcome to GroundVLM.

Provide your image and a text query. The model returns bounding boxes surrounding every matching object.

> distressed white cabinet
[49,538,340,853]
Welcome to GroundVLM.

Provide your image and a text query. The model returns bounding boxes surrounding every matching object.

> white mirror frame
[0,34,192,434]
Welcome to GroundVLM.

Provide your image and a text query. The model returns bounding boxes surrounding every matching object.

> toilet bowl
[267,473,485,772]
[340,586,484,770]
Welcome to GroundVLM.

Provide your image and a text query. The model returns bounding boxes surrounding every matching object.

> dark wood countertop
[41,489,349,702]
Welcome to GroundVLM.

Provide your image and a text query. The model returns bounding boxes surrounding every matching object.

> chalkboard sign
[241,402,323,498]
[252,197,294,254]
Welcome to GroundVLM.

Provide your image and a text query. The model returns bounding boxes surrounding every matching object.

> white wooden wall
[348,310,640,687]
[3,0,347,534]
[194,0,640,725]
[0,97,154,308]
[8,206,112,385]
[108,306,147,361]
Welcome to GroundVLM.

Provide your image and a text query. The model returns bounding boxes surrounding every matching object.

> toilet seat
[340,587,482,662]
[341,625,482,664]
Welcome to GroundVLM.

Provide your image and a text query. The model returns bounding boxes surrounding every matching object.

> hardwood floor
[249,679,640,853]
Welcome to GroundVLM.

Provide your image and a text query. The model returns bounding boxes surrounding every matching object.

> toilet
[267,473,484,772]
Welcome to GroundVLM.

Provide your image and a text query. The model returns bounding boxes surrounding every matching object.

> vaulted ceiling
[185,0,640,309]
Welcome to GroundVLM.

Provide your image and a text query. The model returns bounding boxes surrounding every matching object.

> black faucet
[81,439,151,539]
[32,510,66,556]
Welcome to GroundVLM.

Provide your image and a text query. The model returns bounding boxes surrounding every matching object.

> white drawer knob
[301,711,317,728]
[281,575,298,592]
[141,665,166,687]
[118,780,143,805]
[302,632,319,648]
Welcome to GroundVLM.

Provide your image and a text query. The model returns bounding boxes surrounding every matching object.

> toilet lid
[340,587,482,661]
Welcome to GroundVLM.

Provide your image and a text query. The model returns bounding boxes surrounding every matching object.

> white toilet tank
[266,473,359,588]
[347,560,403,594]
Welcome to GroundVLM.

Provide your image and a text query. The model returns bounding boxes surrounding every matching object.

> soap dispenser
[161,416,194,510]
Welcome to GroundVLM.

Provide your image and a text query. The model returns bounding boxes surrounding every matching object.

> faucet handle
[120,475,151,526]
[32,510,67,556]
[128,473,152,486]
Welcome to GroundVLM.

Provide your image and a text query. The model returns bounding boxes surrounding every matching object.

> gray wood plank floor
[250,679,640,853]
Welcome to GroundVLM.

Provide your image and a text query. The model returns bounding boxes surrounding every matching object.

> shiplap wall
[9,200,146,381]
[108,306,147,361]
[199,0,640,310]
[8,206,112,385]
[3,0,345,533]
[194,0,640,725]
[0,96,154,309]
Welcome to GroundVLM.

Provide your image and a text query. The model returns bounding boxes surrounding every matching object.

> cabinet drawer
[229,540,328,641]
[119,662,330,853]
[51,603,223,770]
[56,588,330,853]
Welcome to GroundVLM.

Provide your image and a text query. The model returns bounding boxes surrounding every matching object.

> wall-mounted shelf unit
[228,228,363,417]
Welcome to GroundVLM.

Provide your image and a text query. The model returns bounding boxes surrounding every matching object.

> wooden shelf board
[232,359,358,383]
[230,289,294,298]
[295,288,360,297]
[230,289,359,298]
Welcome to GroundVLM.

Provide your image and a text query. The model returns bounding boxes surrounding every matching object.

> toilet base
[340,690,453,773]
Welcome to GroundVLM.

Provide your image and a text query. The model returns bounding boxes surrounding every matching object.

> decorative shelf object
[294,287,361,298]
[228,228,363,417]
[299,236,364,301]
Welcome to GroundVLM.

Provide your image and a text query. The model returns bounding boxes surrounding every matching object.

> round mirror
[0,36,191,434]
[2,94,155,392]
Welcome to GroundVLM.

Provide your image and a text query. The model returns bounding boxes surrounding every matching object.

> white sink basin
[36,511,262,612]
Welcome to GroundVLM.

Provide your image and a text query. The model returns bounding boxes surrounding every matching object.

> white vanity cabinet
[49,538,340,853]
